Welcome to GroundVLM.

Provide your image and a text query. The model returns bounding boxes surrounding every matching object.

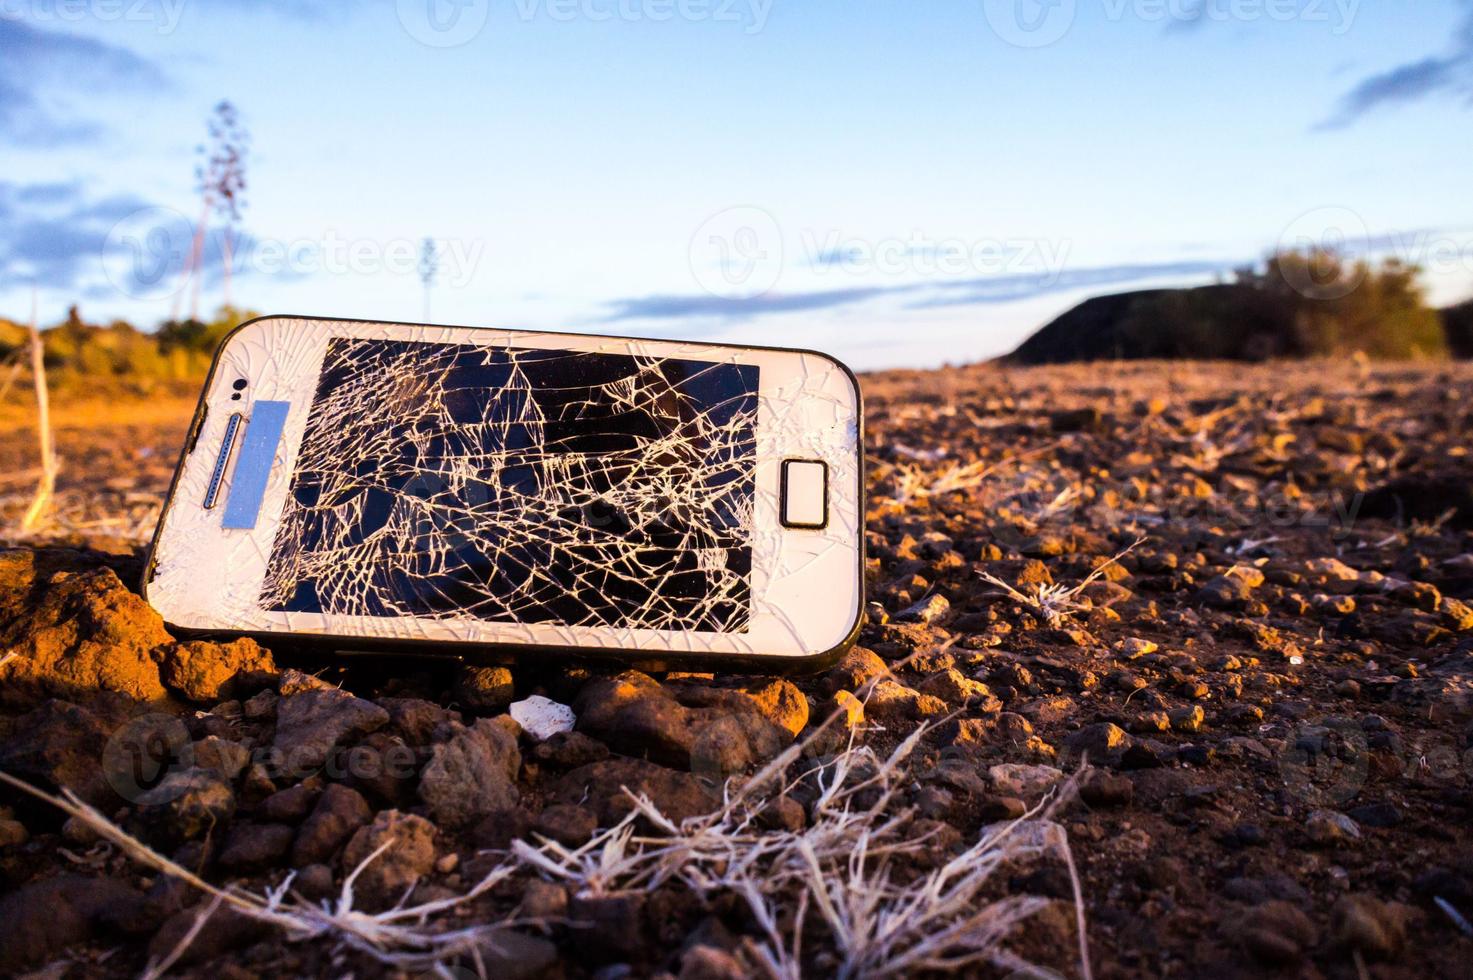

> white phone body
[144,316,864,669]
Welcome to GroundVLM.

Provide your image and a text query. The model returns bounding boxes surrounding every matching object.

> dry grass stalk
[21,292,56,533]
[889,461,999,507]
[978,536,1145,628]
[1435,896,1473,938]
[0,770,522,975]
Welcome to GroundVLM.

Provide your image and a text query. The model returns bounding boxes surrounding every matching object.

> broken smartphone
[143,316,864,672]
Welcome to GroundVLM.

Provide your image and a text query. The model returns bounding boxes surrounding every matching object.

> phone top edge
[227,313,865,394]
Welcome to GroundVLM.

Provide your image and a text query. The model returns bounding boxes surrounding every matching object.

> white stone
[988,763,1065,801]
[509,696,576,741]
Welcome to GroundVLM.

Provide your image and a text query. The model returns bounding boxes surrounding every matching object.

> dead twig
[978,536,1145,629]
[142,893,224,980]
[1435,896,1473,938]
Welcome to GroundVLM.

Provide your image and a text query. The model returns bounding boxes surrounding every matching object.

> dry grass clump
[1,488,163,543]
[0,770,521,975]
[0,715,1091,979]
[0,389,194,544]
[513,719,1091,979]
[978,537,1144,629]
[882,443,1060,508]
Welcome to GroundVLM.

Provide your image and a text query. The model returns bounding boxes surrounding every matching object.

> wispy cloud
[1320,0,1473,128]
[603,286,896,322]
[0,180,250,301]
[600,259,1236,325]
[905,261,1230,309]
[608,221,1473,330]
[0,78,103,147]
[0,17,168,146]
[0,181,148,292]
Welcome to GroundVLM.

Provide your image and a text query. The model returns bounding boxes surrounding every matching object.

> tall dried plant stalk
[21,289,55,532]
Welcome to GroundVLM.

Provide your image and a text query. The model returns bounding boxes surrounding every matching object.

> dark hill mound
[1443,299,1473,358]
[1007,284,1292,364]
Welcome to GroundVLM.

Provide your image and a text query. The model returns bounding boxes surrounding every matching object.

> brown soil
[1,360,1472,978]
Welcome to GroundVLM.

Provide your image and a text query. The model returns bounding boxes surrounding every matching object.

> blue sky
[2,0,1471,369]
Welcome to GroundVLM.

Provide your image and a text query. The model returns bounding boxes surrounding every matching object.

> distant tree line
[0,307,256,397]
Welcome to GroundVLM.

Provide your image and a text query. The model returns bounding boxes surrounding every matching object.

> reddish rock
[820,646,889,695]
[217,822,295,871]
[0,875,148,973]
[453,664,515,714]
[576,671,790,774]
[272,688,388,773]
[0,698,132,807]
[534,803,598,847]
[0,561,171,704]
[133,767,237,845]
[735,678,810,737]
[148,902,271,968]
[160,638,276,703]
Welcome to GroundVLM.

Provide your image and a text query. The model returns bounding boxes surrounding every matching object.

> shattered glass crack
[259,338,759,632]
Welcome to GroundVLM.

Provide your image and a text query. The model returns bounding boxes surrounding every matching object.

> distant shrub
[1241,250,1446,359]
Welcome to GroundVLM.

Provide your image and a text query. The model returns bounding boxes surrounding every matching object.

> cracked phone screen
[258,338,759,633]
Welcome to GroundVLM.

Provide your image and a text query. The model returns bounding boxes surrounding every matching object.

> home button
[780,459,828,529]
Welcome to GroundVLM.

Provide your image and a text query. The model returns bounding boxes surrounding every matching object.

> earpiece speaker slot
[202,412,243,510]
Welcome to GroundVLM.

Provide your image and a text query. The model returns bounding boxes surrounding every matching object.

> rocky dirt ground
[2,360,1473,978]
